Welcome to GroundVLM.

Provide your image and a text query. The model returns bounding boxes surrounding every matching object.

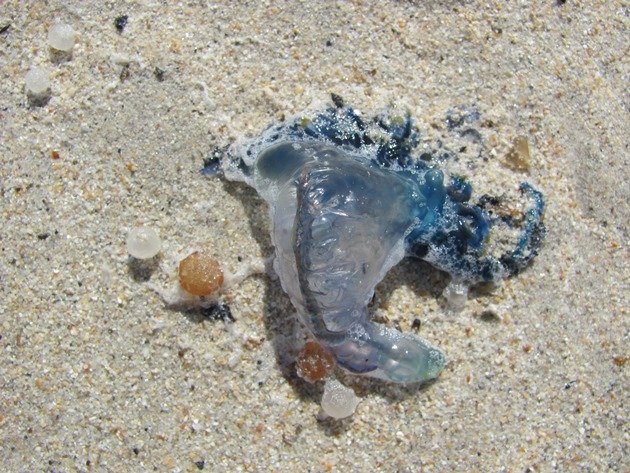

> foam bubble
[48,23,75,52]
[443,280,469,311]
[126,227,161,259]
[321,379,359,419]
[25,67,50,97]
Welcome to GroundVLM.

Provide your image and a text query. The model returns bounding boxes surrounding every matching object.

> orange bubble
[178,252,223,296]
[296,341,335,383]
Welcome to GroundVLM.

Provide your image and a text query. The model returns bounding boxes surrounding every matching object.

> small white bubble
[443,281,468,311]
[321,379,359,419]
[47,22,75,52]
[126,227,161,259]
[25,67,51,97]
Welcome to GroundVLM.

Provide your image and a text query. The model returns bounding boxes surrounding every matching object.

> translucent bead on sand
[126,227,161,259]
[48,23,75,52]
[321,379,359,419]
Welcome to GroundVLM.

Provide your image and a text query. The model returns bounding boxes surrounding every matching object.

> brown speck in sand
[503,136,531,173]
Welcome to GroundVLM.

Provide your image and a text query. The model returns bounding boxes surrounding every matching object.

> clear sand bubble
[321,379,359,419]
[126,227,161,259]
[47,23,75,52]
[25,67,51,97]
[178,252,224,297]
[443,281,469,311]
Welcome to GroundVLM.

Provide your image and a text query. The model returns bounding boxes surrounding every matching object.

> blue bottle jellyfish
[218,101,545,384]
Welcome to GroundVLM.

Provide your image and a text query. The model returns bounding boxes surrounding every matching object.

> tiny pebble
[201,303,234,322]
[25,67,51,97]
[126,227,161,259]
[503,135,531,173]
[321,379,359,419]
[114,15,128,33]
[47,23,75,52]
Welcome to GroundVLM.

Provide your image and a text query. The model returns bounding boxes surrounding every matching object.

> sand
[1,1,628,471]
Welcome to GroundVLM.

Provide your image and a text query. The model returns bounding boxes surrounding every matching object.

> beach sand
[1,1,628,471]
